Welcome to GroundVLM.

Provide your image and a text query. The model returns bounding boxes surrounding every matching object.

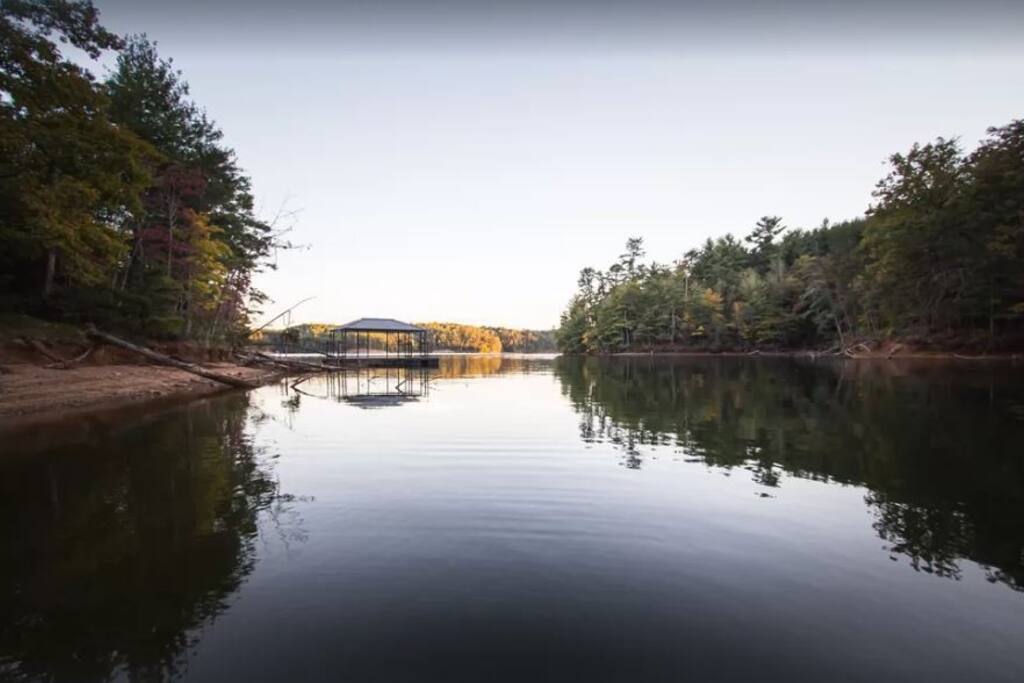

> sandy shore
[0,362,277,432]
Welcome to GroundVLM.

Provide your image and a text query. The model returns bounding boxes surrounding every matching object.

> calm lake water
[2,355,1024,682]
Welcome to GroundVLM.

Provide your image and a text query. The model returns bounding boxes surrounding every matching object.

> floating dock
[324,318,439,369]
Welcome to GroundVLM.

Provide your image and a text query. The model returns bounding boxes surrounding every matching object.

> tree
[618,237,645,279]
[861,137,972,333]
[745,215,785,274]
[556,118,1022,354]
[104,35,274,340]
[963,120,1024,339]
[0,0,150,300]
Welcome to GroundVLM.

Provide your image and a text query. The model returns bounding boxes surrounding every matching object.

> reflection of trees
[555,356,1024,592]
[0,394,303,682]
[433,354,554,379]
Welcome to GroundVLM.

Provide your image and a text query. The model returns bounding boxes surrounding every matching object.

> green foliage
[0,0,151,298]
[103,35,274,342]
[0,5,273,344]
[558,119,1024,353]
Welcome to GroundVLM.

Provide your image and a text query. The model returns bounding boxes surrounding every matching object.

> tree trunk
[42,248,56,299]
[833,317,846,350]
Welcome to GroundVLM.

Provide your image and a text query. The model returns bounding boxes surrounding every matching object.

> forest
[257,322,557,353]
[557,119,1024,353]
[419,322,556,353]
[1,1,277,344]
[5,3,1021,355]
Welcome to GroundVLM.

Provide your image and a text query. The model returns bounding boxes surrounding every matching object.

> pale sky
[94,1,1024,329]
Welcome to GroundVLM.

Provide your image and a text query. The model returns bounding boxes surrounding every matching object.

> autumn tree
[0,0,150,301]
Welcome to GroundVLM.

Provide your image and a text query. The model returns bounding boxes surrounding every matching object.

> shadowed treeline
[554,356,1024,591]
[1,4,276,342]
[0,394,303,682]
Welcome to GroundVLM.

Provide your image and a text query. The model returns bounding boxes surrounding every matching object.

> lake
[2,355,1024,682]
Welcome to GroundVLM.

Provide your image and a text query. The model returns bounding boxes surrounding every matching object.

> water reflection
[554,356,1024,592]
[432,353,557,379]
[293,367,431,408]
[4,354,1023,681]
[282,355,558,409]
[0,394,303,682]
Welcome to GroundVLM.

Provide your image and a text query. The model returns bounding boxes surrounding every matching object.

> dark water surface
[3,355,1024,682]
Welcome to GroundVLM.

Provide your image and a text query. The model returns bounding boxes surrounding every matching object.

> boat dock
[324,318,440,369]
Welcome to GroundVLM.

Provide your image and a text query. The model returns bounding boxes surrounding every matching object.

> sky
[92,1,1024,329]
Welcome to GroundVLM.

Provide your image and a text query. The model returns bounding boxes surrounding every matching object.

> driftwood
[236,353,304,373]
[237,353,284,369]
[20,337,65,364]
[842,342,873,358]
[44,345,95,369]
[886,343,904,360]
[254,352,331,372]
[86,325,259,389]
[18,336,95,370]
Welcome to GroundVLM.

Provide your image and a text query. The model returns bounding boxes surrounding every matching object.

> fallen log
[20,337,66,365]
[86,325,259,389]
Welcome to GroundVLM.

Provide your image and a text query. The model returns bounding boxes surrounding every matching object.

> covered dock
[325,318,439,368]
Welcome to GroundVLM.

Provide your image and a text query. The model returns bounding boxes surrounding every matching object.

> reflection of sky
[184,365,1024,681]
[86,1,1024,328]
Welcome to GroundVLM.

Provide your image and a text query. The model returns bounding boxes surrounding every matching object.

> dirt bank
[0,362,277,431]
[0,315,285,432]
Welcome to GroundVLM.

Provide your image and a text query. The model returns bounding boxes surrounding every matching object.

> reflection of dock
[325,318,440,369]
[326,356,439,369]
[325,366,429,408]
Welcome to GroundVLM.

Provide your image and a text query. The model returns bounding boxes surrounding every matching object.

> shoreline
[3,348,1020,442]
[0,362,283,438]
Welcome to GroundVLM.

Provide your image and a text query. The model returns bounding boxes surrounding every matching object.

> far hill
[254,322,557,353]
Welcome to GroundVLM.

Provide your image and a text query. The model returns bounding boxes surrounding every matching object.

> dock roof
[332,318,426,333]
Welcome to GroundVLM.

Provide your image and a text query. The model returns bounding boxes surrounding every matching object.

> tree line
[256,321,557,353]
[1,1,277,343]
[420,322,556,353]
[557,119,1024,353]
